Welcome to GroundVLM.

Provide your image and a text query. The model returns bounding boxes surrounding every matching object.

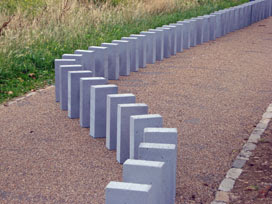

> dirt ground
[0,17,272,204]
[230,121,272,204]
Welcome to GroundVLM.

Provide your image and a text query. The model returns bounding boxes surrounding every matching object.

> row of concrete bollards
[53,0,272,203]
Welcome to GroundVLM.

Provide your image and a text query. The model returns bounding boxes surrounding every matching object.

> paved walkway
[1,17,272,204]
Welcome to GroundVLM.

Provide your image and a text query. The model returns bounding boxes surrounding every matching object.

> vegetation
[0,0,247,103]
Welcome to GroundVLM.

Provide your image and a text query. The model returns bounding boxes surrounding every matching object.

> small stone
[226,168,242,180]
[8,91,13,95]
[215,191,229,202]
[218,178,235,192]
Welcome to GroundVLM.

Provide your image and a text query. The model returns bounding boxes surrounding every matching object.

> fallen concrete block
[79,77,107,128]
[90,85,118,138]
[144,127,178,145]
[148,29,164,61]
[121,37,139,72]
[101,43,120,80]
[130,34,147,68]
[106,94,136,150]
[123,159,166,204]
[55,59,77,102]
[68,71,93,119]
[117,103,148,164]
[59,65,83,110]
[130,114,163,159]
[169,23,183,53]
[112,40,130,76]
[88,46,108,79]
[138,143,177,204]
[105,181,153,204]
[156,27,171,58]
[163,25,177,55]
[140,31,156,64]
[74,50,95,73]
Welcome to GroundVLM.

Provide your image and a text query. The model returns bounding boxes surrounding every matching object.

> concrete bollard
[68,71,93,119]
[170,23,184,53]
[208,14,216,40]
[130,114,163,159]
[213,12,223,38]
[130,34,147,68]
[79,77,107,128]
[101,43,120,80]
[88,46,108,79]
[59,65,83,110]
[117,103,148,164]
[148,29,164,61]
[191,17,204,45]
[62,54,82,64]
[105,181,153,204]
[74,50,95,74]
[123,159,166,204]
[121,37,140,72]
[138,143,177,204]
[162,25,177,55]
[228,8,236,32]
[185,19,197,47]
[54,59,77,102]
[156,27,171,58]
[177,21,190,49]
[202,15,211,42]
[144,128,178,145]
[90,85,118,138]
[106,94,136,150]
[112,40,130,76]
[140,31,156,64]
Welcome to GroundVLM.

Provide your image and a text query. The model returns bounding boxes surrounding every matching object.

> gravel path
[1,17,272,204]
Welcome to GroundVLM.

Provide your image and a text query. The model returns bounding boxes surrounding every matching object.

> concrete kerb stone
[169,23,184,53]
[130,34,147,68]
[162,25,177,55]
[68,71,93,119]
[177,21,190,49]
[101,43,120,80]
[106,94,136,150]
[202,15,210,42]
[123,159,166,204]
[148,29,164,61]
[105,181,153,204]
[191,17,204,45]
[212,12,223,38]
[90,85,118,138]
[184,19,197,47]
[74,50,95,74]
[121,37,140,72]
[207,14,216,40]
[129,114,163,159]
[156,27,171,58]
[59,65,83,110]
[79,77,107,128]
[112,40,130,76]
[54,59,77,102]
[117,103,148,164]
[140,31,156,64]
[144,127,178,145]
[88,46,109,79]
[138,143,177,204]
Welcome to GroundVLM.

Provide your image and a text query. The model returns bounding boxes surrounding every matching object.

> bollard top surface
[88,46,108,50]
[121,37,138,40]
[107,93,135,98]
[139,142,176,150]
[118,103,148,108]
[124,159,165,168]
[101,43,119,46]
[106,181,151,192]
[59,64,82,68]
[80,77,106,81]
[112,40,129,43]
[55,59,76,62]
[140,31,156,34]
[62,54,82,57]
[68,70,92,75]
[75,50,94,54]
[130,114,162,120]
[91,84,118,89]
[144,127,177,133]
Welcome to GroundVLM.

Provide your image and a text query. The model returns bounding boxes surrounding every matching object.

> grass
[0,0,248,104]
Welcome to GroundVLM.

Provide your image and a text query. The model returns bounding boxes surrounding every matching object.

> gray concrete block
[54,59,77,102]
[140,31,156,64]
[184,19,197,47]
[148,29,164,61]
[68,71,93,119]
[79,77,107,128]
[90,85,118,138]
[228,8,236,32]
[105,181,153,204]
[62,54,82,64]
[191,17,204,45]
[156,27,171,58]
[208,14,216,40]
[101,43,120,80]
[234,7,240,31]
[138,143,177,204]
[213,12,223,37]
[59,65,83,110]
[130,34,147,68]
[106,94,136,150]
[177,21,190,49]
[162,25,177,55]
[130,114,163,159]
[170,23,183,53]
[144,127,178,145]
[112,40,130,76]
[218,178,235,192]
[123,159,166,204]
[117,104,148,164]
[88,46,108,79]
[121,37,139,72]
[202,15,211,42]
[74,50,95,73]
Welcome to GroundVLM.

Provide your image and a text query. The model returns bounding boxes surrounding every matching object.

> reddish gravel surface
[1,17,272,204]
